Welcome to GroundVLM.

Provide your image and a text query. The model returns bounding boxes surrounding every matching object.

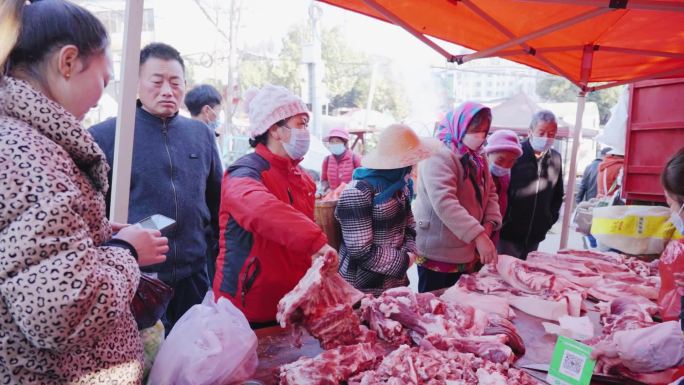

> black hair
[467,108,492,133]
[248,119,287,148]
[184,84,222,116]
[140,42,185,73]
[2,0,109,82]
[661,147,684,205]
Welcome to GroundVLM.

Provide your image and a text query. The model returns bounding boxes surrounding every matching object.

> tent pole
[110,0,143,223]
[560,91,586,249]
[461,8,609,63]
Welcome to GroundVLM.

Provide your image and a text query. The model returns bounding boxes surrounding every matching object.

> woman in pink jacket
[321,127,361,194]
[483,129,522,246]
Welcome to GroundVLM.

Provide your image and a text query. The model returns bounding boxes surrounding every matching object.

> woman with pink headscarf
[413,102,502,292]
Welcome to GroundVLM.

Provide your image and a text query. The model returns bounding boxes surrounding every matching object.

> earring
[65,72,71,79]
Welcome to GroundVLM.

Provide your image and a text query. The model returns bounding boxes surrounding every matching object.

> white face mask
[329,143,345,156]
[462,133,486,151]
[282,126,310,160]
[490,163,511,177]
[530,136,554,153]
[671,205,684,234]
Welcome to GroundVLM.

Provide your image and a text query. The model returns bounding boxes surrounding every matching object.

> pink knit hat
[484,129,523,157]
[243,84,309,139]
[323,127,350,142]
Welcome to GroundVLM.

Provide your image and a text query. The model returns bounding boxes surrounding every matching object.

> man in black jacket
[499,110,564,260]
[576,147,612,204]
[90,43,222,331]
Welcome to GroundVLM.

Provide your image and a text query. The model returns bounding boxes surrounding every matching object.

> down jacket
[213,144,327,323]
[0,77,142,384]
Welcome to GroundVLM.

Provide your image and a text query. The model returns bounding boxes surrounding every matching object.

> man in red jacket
[214,84,337,328]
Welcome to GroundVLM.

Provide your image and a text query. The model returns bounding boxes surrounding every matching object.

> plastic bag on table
[591,205,676,255]
[147,291,258,385]
[658,240,684,321]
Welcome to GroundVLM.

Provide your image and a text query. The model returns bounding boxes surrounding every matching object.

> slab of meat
[459,260,584,321]
[526,252,603,288]
[440,285,513,319]
[278,342,381,385]
[359,287,488,343]
[348,344,538,385]
[359,287,526,361]
[588,278,659,303]
[276,251,370,349]
[425,334,515,364]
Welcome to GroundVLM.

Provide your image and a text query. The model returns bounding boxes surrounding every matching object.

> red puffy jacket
[214,144,327,322]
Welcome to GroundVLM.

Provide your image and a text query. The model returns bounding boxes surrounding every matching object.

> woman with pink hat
[321,127,362,194]
[413,102,502,293]
[214,84,337,328]
[335,124,440,295]
[484,129,523,245]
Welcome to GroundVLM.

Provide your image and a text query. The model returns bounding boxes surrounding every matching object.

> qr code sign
[559,350,585,380]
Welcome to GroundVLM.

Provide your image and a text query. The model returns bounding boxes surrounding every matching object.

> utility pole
[302,2,323,137]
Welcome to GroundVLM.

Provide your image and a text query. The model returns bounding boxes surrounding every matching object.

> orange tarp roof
[319,0,684,89]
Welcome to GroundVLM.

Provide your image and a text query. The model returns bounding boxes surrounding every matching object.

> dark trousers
[497,239,540,260]
[249,320,279,330]
[162,271,209,334]
[417,265,465,293]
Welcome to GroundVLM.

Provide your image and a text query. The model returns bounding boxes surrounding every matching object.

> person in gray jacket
[90,43,222,332]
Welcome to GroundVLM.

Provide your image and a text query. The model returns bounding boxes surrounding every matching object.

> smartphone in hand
[137,214,176,233]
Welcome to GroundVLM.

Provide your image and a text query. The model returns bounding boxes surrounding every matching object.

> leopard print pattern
[0,77,143,384]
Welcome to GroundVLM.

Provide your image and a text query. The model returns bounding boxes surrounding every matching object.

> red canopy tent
[318,0,684,248]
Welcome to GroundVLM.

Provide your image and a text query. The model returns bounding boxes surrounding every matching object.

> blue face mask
[207,119,221,132]
[329,143,345,156]
[490,163,511,177]
[530,136,554,153]
[282,126,310,160]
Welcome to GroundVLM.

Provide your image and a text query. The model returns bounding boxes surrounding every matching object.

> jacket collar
[255,143,301,172]
[0,76,110,193]
[136,99,180,126]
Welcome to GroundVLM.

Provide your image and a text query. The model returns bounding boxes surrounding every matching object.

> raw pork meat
[359,287,526,359]
[348,343,537,385]
[458,260,584,321]
[276,251,372,349]
[588,277,659,303]
[440,285,513,318]
[278,342,381,385]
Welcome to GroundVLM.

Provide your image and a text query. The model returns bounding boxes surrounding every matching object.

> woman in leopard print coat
[0,1,167,384]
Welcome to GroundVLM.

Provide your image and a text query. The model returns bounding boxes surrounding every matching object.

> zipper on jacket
[524,155,544,247]
[287,188,294,205]
[162,120,180,281]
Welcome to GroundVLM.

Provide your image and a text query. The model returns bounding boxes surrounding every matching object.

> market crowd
[1,1,683,384]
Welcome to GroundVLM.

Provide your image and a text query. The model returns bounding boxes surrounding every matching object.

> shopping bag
[658,240,684,321]
[591,205,677,255]
[147,291,258,385]
[573,199,597,235]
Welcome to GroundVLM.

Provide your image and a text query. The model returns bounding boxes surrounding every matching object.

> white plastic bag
[148,292,258,385]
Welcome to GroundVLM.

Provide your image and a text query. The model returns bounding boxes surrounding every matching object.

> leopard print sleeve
[0,126,140,353]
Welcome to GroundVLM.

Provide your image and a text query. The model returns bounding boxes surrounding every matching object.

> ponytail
[0,0,24,75]
[1,0,109,79]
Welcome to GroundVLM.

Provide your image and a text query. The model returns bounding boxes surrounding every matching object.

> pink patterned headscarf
[435,101,490,154]
[435,102,491,196]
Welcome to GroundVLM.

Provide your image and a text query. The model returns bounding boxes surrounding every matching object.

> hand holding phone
[114,216,171,267]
